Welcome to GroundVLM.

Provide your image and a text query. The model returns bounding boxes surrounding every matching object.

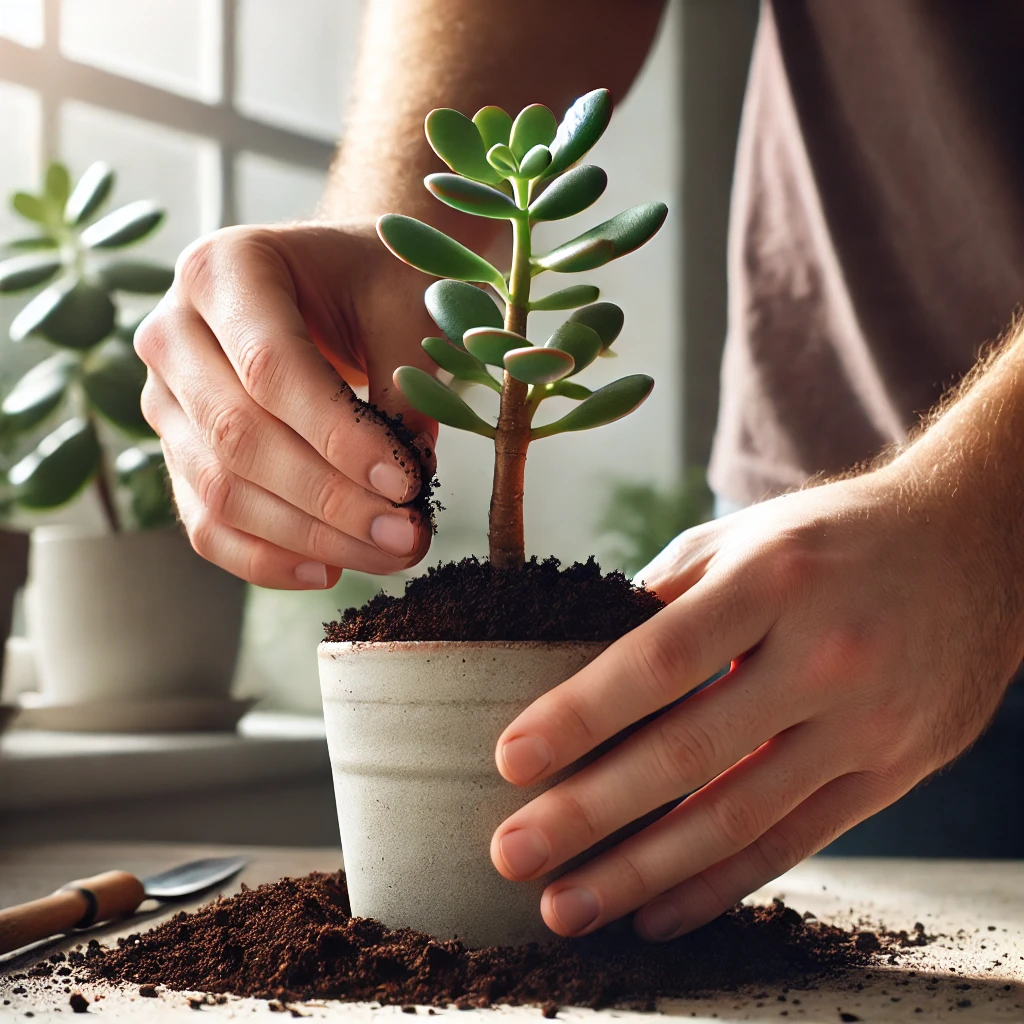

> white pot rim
[319,638,611,653]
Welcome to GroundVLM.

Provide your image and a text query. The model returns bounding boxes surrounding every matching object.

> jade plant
[378,89,666,568]
[0,160,175,531]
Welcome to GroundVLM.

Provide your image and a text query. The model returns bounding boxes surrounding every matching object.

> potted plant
[0,162,246,728]
[319,90,667,946]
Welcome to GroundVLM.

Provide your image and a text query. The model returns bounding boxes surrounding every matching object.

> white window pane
[60,0,222,103]
[235,0,363,141]
[235,152,326,225]
[0,82,43,238]
[60,101,220,264]
[0,0,44,47]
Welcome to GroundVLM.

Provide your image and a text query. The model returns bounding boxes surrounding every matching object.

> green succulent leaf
[568,301,625,349]
[509,104,557,161]
[486,144,518,177]
[545,321,602,375]
[98,260,175,293]
[116,447,175,529]
[424,173,519,219]
[0,352,77,434]
[65,162,115,226]
[393,366,496,438]
[472,106,513,150]
[79,200,164,249]
[532,202,668,274]
[424,108,503,185]
[377,214,506,292]
[10,278,116,349]
[546,88,613,178]
[44,162,72,212]
[9,416,100,509]
[424,279,503,347]
[12,192,47,224]
[529,284,601,311]
[504,346,574,385]
[464,327,526,367]
[421,336,500,392]
[82,339,154,437]
[547,380,593,401]
[0,252,64,293]
[6,236,59,251]
[518,144,552,179]
[531,373,654,439]
[529,165,608,222]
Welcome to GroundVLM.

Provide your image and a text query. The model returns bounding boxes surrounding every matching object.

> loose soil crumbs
[77,872,920,1011]
[325,556,663,643]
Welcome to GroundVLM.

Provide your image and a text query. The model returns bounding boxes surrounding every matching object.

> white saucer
[13,693,256,733]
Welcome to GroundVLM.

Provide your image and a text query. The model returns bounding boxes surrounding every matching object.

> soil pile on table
[325,556,663,643]
[84,871,910,1011]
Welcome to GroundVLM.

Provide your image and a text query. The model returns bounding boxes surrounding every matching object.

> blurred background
[0,0,760,845]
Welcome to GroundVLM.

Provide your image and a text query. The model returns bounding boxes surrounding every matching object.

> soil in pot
[73,871,932,1010]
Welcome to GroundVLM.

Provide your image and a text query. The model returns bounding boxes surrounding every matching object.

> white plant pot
[318,640,607,948]
[26,526,246,703]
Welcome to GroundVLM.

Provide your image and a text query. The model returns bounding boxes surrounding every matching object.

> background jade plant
[0,160,175,532]
[378,89,666,568]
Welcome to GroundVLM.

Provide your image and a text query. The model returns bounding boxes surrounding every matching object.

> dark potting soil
[78,871,921,1011]
[325,556,664,643]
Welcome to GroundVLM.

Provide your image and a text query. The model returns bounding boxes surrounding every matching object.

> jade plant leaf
[12,192,45,223]
[531,373,654,438]
[44,163,72,213]
[425,108,503,185]
[546,88,613,178]
[518,144,552,179]
[80,200,164,249]
[424,279,503,347]
[486,144,518,177]
[0,253,64,293]
[545,321,602,374]
[99,260,175,293]
[568,301,625,349]
[464,327,526,367]
[82,339,154,437]
[6,236,59,251]
[9,416,100,509]
[116,447,175,529]
[529,165,607,222]
[393,366,496,438]
[10,278,116,349]
[532,202,668,274]
[509,104,557,161]
[547,380,592,401]
[0,352,77,434]
[377,214,506,292]
[529,284,601,311]
[504,346,574,385]
[424,174,519,219]
[421,336,500,392]
[65,162,115,226]
[473,106,512,150]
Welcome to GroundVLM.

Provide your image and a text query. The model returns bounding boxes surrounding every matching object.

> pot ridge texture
[318,640,608,947]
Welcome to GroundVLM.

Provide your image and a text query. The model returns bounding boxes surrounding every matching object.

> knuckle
[632,625,697,703]
[608,848,655,906]
[313,474,356,528]
[549,788,603,849]
[193,461,236,519]
[209,401,259,472]
[139,377,163,434]
[650,715,720,790]
[322,419,350,470]
[235,333,283,405]
[187,510,218,562]
[705,793,765,852]
[133,313,167,368]
[687,872,735,924]
[803,623,875,688]
[750,822,808,877]
[174,234,221,297]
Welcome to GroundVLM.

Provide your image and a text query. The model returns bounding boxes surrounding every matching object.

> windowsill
[0,711,330,812]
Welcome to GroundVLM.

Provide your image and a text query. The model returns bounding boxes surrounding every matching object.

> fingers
[496,570,777,788]
[536,722,850,937]
[151,380,427,576]
[633,771,888,940]
[491,653,810,882]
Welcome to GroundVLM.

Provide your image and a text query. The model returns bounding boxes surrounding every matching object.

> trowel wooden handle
[0,870,146,955]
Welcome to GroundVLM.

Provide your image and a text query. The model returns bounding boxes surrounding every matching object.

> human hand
[136,222,440,588]
[490,464,1022,939]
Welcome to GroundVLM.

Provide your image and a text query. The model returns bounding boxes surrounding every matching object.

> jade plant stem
[489,183,533,568]
[87,410,122,534]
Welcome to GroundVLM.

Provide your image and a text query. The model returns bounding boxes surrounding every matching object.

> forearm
[322,0,666,248]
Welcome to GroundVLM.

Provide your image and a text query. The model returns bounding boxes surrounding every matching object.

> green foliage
[568,301,624,349]
[545,321,602,375]
[424,174,518,219]
[530,375,654,439]
[529,165,607,222]
[392,367,496,438]
[504,346,574,385]
[546,89,613,178]
[425,108,504,185]
[529,284,601,311]
[472,106,513,150]
[424,279,503,346]
[464,327,524,367]
[420,337,499,392]
[509,104,557,160]
[116,448,177,529]
[0,160,175,529]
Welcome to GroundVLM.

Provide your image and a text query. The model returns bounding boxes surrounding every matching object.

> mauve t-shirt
[707,0,1024,504]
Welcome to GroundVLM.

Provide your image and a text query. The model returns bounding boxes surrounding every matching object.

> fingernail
[500,735,552,784]
[371,514,416,556]
[295,561,328,587]
[638,900,683,941]
[549,887,599,935]
[498,829,550,879]
[369,461,412,503]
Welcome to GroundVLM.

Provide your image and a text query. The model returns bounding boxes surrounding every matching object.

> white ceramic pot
[318,639,607,948]
[26,526,246,702]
